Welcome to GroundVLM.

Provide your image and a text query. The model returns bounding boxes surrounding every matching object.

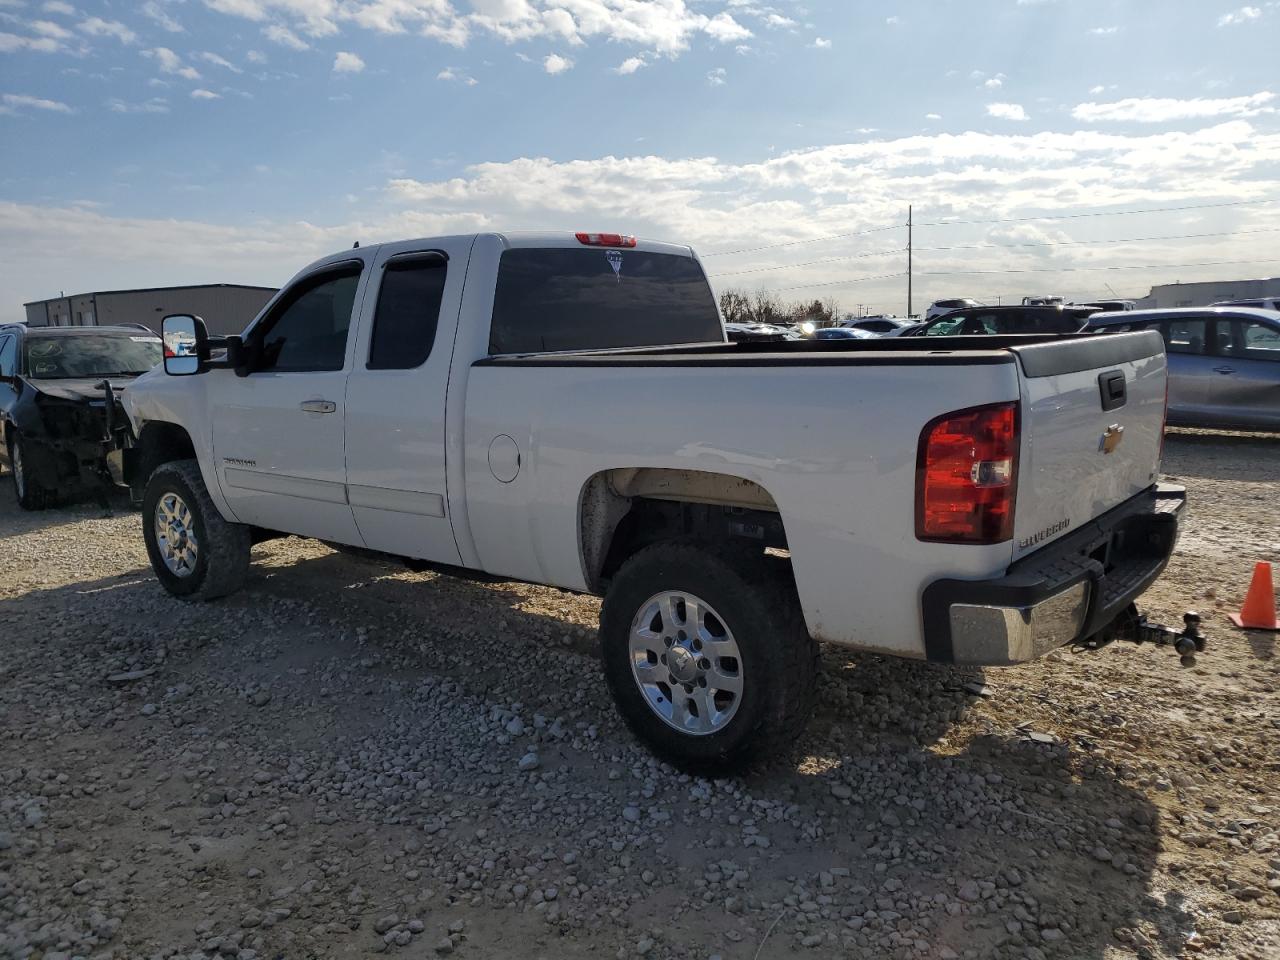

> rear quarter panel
[462,358,1022,658]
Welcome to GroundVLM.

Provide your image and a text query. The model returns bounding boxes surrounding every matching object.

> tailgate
[1009,331,1166,561]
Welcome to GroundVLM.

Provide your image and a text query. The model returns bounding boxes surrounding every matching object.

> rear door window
[1213,319,1280,361]
[489,248,722,354]
[367,253,447,370]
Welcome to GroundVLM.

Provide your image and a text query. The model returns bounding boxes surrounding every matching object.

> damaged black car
[0,324,162,510]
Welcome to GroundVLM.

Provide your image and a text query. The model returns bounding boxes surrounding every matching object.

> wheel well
[580,468,790,592]
[133,421,196,494]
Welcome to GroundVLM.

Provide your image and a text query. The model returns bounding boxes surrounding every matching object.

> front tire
[600,540,818,773]
[10,434,55,511]
[142,459,250,600]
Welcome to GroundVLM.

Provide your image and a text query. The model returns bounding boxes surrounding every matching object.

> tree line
[717,289,842,327]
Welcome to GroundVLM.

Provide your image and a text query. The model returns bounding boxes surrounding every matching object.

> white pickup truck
[124,231,1185,770]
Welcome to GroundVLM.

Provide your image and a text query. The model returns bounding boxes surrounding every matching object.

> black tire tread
[145,459,250,600]
[10,434,56,511]
[601,538,818,772]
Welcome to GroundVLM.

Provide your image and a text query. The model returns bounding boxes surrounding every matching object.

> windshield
[23,333,163,379]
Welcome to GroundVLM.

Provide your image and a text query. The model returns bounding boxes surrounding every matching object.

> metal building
[23,283,277,337]
[1134,276,1280,309]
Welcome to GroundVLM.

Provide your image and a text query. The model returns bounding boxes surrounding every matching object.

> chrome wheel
[155,491,199,577]
[12,441,25,499]
[629,590,744,736]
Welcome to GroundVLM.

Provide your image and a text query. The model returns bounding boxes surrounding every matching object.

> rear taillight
[575,232,637,247]
[916,402,1019,544]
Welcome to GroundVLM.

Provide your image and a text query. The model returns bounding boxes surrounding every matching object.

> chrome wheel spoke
[628,589,744,738]
[154,491,198,578]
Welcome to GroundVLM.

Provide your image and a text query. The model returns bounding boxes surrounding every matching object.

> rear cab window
[489,247,722,354]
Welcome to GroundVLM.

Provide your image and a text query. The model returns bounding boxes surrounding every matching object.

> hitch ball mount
[1083,605,1207,667]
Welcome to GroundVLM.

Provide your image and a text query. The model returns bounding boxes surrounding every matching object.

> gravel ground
[1,431,1278,960]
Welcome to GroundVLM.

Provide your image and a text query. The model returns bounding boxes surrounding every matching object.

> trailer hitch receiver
[1082,605,1207,667]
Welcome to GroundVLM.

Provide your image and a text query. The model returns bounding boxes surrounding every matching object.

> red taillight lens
[916,402,1019,544]
[575,232,637,247]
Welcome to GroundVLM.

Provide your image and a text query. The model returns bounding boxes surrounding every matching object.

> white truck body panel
[124,231,1175,666]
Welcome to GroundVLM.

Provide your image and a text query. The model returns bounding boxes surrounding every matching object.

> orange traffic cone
[1229,561,1279,631]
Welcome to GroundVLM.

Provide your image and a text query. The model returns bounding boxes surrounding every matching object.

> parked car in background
[1075,299,1135,312]
[0,323,163,508]
[1083,306,1280,432]
[1213,298,1280,312]
[924,298,982,320]
[1022,295,1065,307]
[814,326,877,340]
[840,315,915,336]
[903,304,1100,337]
[723,321,794,344]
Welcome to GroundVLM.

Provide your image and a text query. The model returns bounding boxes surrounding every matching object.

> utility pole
[906,205,913,317]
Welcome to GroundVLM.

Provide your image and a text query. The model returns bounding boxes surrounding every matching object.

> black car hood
[24,376,135,403]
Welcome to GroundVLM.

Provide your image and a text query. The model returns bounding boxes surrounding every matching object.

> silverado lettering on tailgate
[1019,518,1071,550]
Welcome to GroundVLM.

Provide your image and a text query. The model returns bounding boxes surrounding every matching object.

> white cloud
[764,13,796,28]
[1218,6,1261,26]
[0,32,64,53]
[706,66,726,87]
[41,1,75,14]
[886,16,901,25]
[263,24,308,50]
[543,53,571,75]
[197,51,242,73]
[29,19,72,39]
[614,56,645,75]
[144,47,202,80]
[5,120,1280,313]
[1073,91,1276,123]
[190,88,221,99]
[246,49,266,63]
[925,112,942,120]
[333,50,364,73]
[200,0,758,60]
[1089,25,1118,35]
[436,66,477,85]
[142,1,184,32]
[811,36,831,49]
[107,96,170,114]
[983,74,1005,90]
[1,92,73,113]
[986,102,1028,121]
[76,16,136,44]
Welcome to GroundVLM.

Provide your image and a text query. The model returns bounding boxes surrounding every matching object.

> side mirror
[162,314,207,376]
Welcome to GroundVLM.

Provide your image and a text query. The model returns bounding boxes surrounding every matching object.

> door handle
[1212,365,1235,375]
[299,399,337,414]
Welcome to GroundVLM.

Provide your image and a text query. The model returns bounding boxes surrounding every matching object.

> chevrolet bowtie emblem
[1101,423,1125,454]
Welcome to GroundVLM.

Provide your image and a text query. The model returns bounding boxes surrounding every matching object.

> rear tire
[142,459,250,600]
[10,434,56,511]
[600,540,818,773]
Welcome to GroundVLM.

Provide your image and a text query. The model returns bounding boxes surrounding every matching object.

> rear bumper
[922,483,1185,665]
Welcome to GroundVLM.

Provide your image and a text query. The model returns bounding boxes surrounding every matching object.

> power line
[915,226,1280,254]
[708,246,904,278]
[697,196,1280,258]
[914,197,1280,228]
[699,224,901,257]
[758,257,1280,295]
[916,257,1280,278]
[707,226,1280,281]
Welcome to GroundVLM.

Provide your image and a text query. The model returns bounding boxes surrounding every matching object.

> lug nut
[698,657,710,670]
[683,683,694,694]
[692,639,702,652]
[664,637,673,647]
[697,677,707,688]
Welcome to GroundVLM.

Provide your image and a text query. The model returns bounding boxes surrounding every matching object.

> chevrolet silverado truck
[122,231,1185,770]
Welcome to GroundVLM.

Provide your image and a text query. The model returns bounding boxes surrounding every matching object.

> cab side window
[1161,318,1207,355]
[253,265,362,373]
[0,335,15,377]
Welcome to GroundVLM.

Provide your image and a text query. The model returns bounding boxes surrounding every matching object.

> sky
[2,0,1279,320]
